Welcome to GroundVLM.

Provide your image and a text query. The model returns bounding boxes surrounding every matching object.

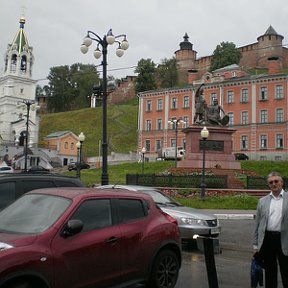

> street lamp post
[76,141,81,178]
[81,29,129,185]
[200,126,209,200]
[168,118,184,167]
[17,100,38,172]
[141,147,146,174]
[76,132,85,179]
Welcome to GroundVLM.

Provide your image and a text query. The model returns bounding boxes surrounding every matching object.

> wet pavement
[131,214,283,288]
[175,218,255,288]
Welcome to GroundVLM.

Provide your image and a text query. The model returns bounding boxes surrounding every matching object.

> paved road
[175,219,255,288]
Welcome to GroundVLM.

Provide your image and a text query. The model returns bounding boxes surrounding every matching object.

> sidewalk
[204,209,256,220]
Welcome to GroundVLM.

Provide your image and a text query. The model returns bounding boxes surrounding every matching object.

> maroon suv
[0,187,181,288]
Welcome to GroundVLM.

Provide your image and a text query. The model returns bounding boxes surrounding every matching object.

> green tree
[156,57,178,88]
[134,58,157,93]
[44,63,99,113]
[210,41,242,72]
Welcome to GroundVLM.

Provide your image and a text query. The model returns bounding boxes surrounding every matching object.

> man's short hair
[267,171,282,179]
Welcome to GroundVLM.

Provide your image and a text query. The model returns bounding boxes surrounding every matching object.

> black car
[68,162,90,171]
[234,153,249,160]
[0,173,85,210]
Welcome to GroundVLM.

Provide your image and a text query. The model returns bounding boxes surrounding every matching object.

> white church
[0,16,51,169]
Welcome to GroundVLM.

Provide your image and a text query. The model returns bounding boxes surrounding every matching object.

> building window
[260,110,268,123]
[156,140,162,151]
[171,97,178,109]
[227,91,234,103]
[171,139,176,147]
[70,143,75,150]
[210,93,217,105]
[241,111,249,125]
[241,88,248,103]
[275,85,284,99]
[260,86,268,100]
[228,112,234,125]
[157,119,162,130]
[145,140,151,152]
[276,134,284,149]
[260,135,268,149]
[64,142,68,149]
[241,135,248,149]
[183,96,190,108]
[146,100,152,112]
[183,116,189,128]
[157,99,163,111]
[275,156,282,161]
[146,120,152,131]
[260,155,267,161]
[276,108,284,122]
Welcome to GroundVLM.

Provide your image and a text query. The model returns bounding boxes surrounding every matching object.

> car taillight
[159,209,178,225]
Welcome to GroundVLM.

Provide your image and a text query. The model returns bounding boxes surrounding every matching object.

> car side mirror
[61,219,83,238]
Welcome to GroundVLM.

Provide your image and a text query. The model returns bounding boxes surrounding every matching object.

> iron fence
[126,174,228,188]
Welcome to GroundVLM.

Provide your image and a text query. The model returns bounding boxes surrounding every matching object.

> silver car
[98,185,221,242]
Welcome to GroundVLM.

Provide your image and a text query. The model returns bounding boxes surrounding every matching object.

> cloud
[1,0,288,84]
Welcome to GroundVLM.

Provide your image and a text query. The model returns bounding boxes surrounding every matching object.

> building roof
[8,17,32,54]
[45,131,74,139]
[179,33,193,50]
[213,64,240,72]
[258,25,284,40]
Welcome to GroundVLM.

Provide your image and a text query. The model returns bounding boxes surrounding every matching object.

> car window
[71,199,112,232]
[0,182,16,210]
[22,180,56,193]
[117,199,146,223]
[142,190,179,205]
[0,194,71,234]
[0,167,12,171]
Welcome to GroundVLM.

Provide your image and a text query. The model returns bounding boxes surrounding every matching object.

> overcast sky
[1,0,288,86]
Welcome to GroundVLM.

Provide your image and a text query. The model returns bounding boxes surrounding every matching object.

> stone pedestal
[179,125,241,170]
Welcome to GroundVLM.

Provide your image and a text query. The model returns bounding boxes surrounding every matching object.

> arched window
[20,55,27,72]
[10,54,17,72]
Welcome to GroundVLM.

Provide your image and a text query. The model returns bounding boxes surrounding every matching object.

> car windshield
[0,194,71,234]
[141,190,181,206]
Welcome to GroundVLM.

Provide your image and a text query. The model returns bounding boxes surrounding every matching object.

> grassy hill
[39,99,138,157]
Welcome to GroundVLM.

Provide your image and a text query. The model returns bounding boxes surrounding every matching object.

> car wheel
[147,249,179,288]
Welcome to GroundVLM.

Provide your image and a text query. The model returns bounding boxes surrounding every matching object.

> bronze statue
[194,84,229,126]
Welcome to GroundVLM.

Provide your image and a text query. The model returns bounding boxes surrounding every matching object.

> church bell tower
[0,16,38,162]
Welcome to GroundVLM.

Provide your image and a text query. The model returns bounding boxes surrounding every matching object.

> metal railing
[126,174,228,189]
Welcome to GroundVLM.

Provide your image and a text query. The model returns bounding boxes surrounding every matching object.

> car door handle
[105,236,121,244]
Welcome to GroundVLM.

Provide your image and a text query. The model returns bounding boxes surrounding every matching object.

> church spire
[4,16,34,77]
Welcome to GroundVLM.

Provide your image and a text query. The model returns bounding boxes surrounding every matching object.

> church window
[21,56,27,72]
[10,54,17,72]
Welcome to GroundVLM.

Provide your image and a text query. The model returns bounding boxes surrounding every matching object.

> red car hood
[0,233,37,247]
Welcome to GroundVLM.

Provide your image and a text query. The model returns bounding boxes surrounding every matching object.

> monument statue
[194,84,229,126]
